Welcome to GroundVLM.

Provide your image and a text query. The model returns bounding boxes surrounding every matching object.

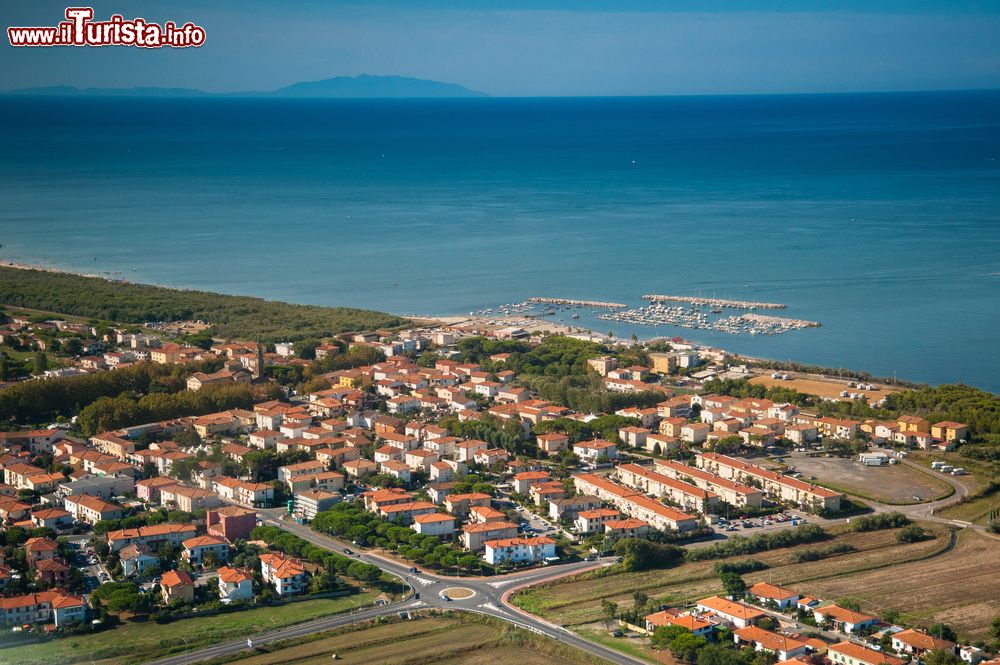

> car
[409,567,418,573]
[414,592,420,599]
[343,547,352,554]
[612,630,624,637]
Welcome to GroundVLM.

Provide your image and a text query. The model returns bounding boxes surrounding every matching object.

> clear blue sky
[3,0,1000,95]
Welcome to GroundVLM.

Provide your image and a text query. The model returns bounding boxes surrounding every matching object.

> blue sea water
[1,91,999,390]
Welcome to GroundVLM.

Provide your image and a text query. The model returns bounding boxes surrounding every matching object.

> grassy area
[512,524,950,628]
[7,592,379,665]
[211,613,606,665]
[576,626,667,664]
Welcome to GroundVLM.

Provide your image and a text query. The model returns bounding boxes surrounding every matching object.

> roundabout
[439,587,476,601]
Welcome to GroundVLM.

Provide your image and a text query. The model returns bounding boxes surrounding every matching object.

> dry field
[749,374,898,405]
[804,529,1000,640]
[225,615,602,665]
[513,525,950,627]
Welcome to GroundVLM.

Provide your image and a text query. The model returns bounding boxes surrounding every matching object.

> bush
[614,538,685,571]
[687,525,828,561]
[896,524,927,543]
[849,512,911,532]
[713,559,768,575]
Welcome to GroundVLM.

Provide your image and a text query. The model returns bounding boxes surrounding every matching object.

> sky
[2,0,1000,96]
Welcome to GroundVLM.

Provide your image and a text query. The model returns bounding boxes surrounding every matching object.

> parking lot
[765,450,951,503]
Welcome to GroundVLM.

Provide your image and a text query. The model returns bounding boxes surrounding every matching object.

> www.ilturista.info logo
[7,7,205,48]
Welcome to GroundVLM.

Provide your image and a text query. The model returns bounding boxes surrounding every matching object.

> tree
[720,572,747,599]
[697,644,745,665]
[63,338,84,356]
[923,650,962,665]
[669,632,708,663]
[928,623,957,642]
[601,599,619,631]
[991,615,1000,641]
[33,350,48,374]
[633,590,649,616]
[651,624,690,649]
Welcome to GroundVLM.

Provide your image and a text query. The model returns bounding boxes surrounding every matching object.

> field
[749,374,898,405]
[766,453,952,504]
[6,592,379,665]
[215,614,604,665]
[513,524,952,628]
[805,529,1000,641]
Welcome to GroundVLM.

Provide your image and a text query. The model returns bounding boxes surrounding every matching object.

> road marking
[413,576,435,586]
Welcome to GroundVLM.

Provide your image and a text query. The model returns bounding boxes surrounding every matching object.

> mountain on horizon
[4,74,488,98]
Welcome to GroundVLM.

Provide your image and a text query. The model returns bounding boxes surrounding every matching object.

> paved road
[146,508,647,665]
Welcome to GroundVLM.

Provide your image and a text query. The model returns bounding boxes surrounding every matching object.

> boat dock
[642,294,787,310]
[527,297,627,309]
[597,303,820,335]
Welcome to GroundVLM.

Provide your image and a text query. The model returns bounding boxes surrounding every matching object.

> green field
[212,613,605,665]
[6,592,379,665]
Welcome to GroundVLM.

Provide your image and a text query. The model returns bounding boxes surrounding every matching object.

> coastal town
[0,297,997,665]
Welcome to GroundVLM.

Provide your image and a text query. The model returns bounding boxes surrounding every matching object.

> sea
[1,91,999,391]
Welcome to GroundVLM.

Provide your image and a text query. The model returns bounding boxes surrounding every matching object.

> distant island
[3,74,488,98]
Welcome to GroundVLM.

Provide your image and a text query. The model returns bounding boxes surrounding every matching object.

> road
[146,508,648,665]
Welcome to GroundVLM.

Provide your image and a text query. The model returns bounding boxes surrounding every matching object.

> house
[645,612,714,637]
[106,522,197,552]
[462,521,519,551]
[411,512,456,537]
[897,415,930,434]
[681,423,711,444]
[206,506,258,543]
[547,495,603,521]
[513,471,551,495]
[931,421,969,443]
[483,536,556,565]
[25,537,59,568]
[572,439,619,462]
[529,480,569,507]
[260,552,310,596]
[734,626,808,662]
[0,591,87,628]
[445,492,492,517]
[380,501,438,524]
[813,604,877,634]
[695,596,766,629]
[136,477,179,503]
[30,508,73,530]
[747,582,800,609]
[536,433,569,455]
[294,490,340,520]
[161,569,196,604]
[891,629,957,657]
[574,508,620,534]
[63,494,122,525]
[119,543,159,577]
[342,458,378,478]
[182,535,230,565]
[697,452,842,513]
[828,642,904,665]
[605,518,651,538]
[217,566,254,602]
[619,426,650,449]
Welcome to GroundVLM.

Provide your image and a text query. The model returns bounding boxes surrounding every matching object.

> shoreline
[1,259,926,391]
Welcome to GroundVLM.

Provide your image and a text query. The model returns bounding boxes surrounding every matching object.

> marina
[642,294,787,310]
[597,302,820,336]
